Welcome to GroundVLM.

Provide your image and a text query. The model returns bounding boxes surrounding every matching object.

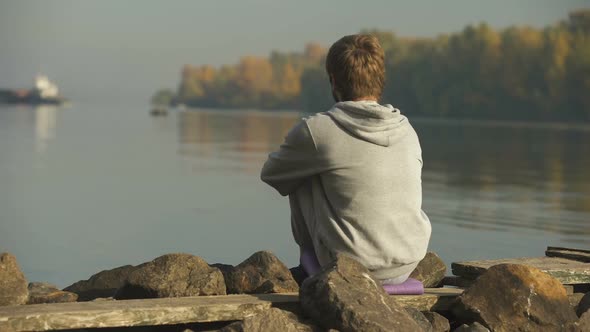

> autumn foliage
[159,10,590,121]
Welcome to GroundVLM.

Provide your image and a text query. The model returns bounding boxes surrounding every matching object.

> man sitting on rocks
[260,34,431,290]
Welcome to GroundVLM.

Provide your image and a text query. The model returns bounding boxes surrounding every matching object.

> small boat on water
[0,75,66,105]
[150,106,168,116]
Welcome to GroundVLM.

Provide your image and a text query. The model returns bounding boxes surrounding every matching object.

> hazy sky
[0,0,587,103]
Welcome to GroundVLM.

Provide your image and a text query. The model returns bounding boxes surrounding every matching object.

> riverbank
[0,247,589,331]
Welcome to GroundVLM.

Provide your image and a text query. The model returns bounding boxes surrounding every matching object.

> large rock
[577,292,590,317]
[300,254,424,332]
[63,265,137,301]
[209,262,235,292]
[115,253,226,299]
[576,310,590,332]
[453,322,490,332]
[0,253,28,306]
[406,307,433,332]
[27,282,77,304]
[219,308,319,332]
[422,311,450,332]
[410,252,447,288]
[453,263,578,331]
[210,263,234,278]
[225,251,298,294]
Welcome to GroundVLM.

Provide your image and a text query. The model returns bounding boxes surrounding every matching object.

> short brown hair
[325,34,385,101]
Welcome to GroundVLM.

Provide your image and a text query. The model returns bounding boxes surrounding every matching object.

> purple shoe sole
[382,278,424,295]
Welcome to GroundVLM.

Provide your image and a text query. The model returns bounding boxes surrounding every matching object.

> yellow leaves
[237,56,274,93]
[169,10,589,119]
[279,63,301,97]
[179,65,218,99]
[304,43,327,62]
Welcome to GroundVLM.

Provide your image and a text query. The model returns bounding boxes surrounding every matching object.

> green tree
[151,89,174,106]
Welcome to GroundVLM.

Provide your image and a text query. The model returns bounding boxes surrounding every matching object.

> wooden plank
[547,247,590,254]
[451,256,590,284]
[546,247,590,263]
[0,289,463,331]
[0,294,288,332]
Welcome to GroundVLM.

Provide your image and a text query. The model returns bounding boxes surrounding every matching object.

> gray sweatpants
[289,180,414,284]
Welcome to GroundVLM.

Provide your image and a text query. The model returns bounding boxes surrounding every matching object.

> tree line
[153,10,590,121]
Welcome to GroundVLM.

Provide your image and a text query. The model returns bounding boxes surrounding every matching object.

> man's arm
[261,119,329,196]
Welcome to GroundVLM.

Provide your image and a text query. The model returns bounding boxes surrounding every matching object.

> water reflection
[34,105,58,154]
[414,121,590,244]
[176,110,590,244]
[177,110,300,174]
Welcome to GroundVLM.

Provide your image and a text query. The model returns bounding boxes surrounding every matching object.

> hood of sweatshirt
[327,101,409,147]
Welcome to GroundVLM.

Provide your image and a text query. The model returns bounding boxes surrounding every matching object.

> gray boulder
[453,263,578,332]
[64,265,137,301]
[422,311,450,332]
[0,253,28,306]
[115,253,226,299]
[300,254,424,332]
[225,251,298,294]
[410,252,447,288]
[27,282,78,304]
[219,308,319,332]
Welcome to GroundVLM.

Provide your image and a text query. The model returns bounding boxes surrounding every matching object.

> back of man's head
[325,34,385,102]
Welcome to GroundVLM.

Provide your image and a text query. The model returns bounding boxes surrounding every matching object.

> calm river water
[1,102,589,288]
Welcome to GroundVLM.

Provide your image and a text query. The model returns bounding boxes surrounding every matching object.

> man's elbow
[260,173,296,197]
[260,166,273,187]
[260,172,272,189]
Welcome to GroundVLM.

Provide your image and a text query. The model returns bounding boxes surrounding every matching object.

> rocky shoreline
[1,251,589,331]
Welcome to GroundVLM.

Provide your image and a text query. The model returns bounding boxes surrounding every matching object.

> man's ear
[329,74,341,102]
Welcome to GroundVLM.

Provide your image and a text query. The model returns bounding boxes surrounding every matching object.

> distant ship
[0,76,66,105]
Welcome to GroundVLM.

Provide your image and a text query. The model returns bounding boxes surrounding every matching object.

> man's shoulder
[302,109,338,133]
[282,111,334,149]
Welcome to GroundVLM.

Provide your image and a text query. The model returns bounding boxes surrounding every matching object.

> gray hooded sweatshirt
[261,101,431,279]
